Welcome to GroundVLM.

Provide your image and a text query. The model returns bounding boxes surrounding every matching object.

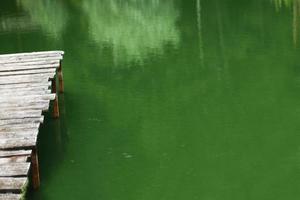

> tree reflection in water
[82,0,180,65]
[271,0,300,45]
[17,0,68,39]
[272,0,294,9]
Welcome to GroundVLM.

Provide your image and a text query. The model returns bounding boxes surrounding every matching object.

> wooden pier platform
[0,51,64,200]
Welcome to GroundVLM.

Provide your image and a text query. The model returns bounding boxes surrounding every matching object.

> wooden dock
[0,51,64,200]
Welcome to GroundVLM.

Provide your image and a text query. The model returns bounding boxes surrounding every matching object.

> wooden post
[52,77,59,118]
[32,147,40,190]
[58,61,64,93]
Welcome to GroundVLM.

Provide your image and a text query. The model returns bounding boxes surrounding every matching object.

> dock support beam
[58,61,64,93]
[32,148,40,190]
[52,77,60,118]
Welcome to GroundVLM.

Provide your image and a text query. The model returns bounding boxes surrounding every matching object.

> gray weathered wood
[0,78,49,85]
[0,60,59,68]
[0,73,55,85]
[0,156,29,164]
[0,105,49,113]
[0,73,54,79]
[0,177,28,192]
[0,123,40,131]
[0,90,52,98]
[0,85,51,92]
[0,50,64,197]
[0,81,51,89]
[0,55,62,64]
[0,64,60,72]
[0,162,31,176]
[0,68,56,76]
[0,54,62,61]
[0,53,63,61]
[0,94,56,102]
[0,110,42,120]
[0,150,32,158]
[0,194,22,200]
[0,100,50,110]
[0,129,38,140]
[0,51,64,58]
[1,105,49,113]
[0,137,37,150]
[0,118,43,126]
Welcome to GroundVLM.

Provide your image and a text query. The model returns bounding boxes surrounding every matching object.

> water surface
[1,0,300,199]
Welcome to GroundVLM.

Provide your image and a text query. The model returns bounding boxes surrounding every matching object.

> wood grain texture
[0,68,56,76]
[0,50,64,197]
[0,194,22,200]
[0,56,62,64]
[0,177,28,192]
[0,137,37,150]
[0,156,29,164]
[0,81,51,89]
[0,150,32,158]
[0,162,30,176]
[0,129,38,140]
[0,50,64,58]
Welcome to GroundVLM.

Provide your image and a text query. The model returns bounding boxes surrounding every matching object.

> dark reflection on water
[1,0,300,200]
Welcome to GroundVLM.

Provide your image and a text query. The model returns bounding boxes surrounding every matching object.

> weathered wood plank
[0,86,50,94]
[0,103,49,111]
[0,81,51,90]
[0,110,42,120]
[0,194,22,200]
[0,129,38,140]
[1,105,49,113]
[0,90,52,98]
[0,68,56,76]
[0,100,50,111]
[0,162,31,176]
[0,137,37,150]
[0,150,32,158]
[0,51,64,58]
[0,73,55,85]
[0,50,64,196]
[0,118,43,126]
[0,73,54,80]
[0,177,28,193]
[0,55,62,64]
[0,128,38,134]
[0,54,63,62]
[0,105,49,113]
[0,123,40,132]
[0,156,29,164]
[0,78,49,85]
[0,100,49,105]
[0,54,62,61]
[0,61,59,73]
[0,94,56,102]
[0,64,60,72]
[0,60,59,68]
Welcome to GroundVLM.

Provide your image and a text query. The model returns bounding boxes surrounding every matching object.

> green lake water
[1,0,300,199]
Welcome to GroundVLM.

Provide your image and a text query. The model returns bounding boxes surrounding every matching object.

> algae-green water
[1,0,300,199]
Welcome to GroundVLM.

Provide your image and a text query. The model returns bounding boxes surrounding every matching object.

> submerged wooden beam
[31,148,40,189]
[52,76,59,118]
[58,61,64,93]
